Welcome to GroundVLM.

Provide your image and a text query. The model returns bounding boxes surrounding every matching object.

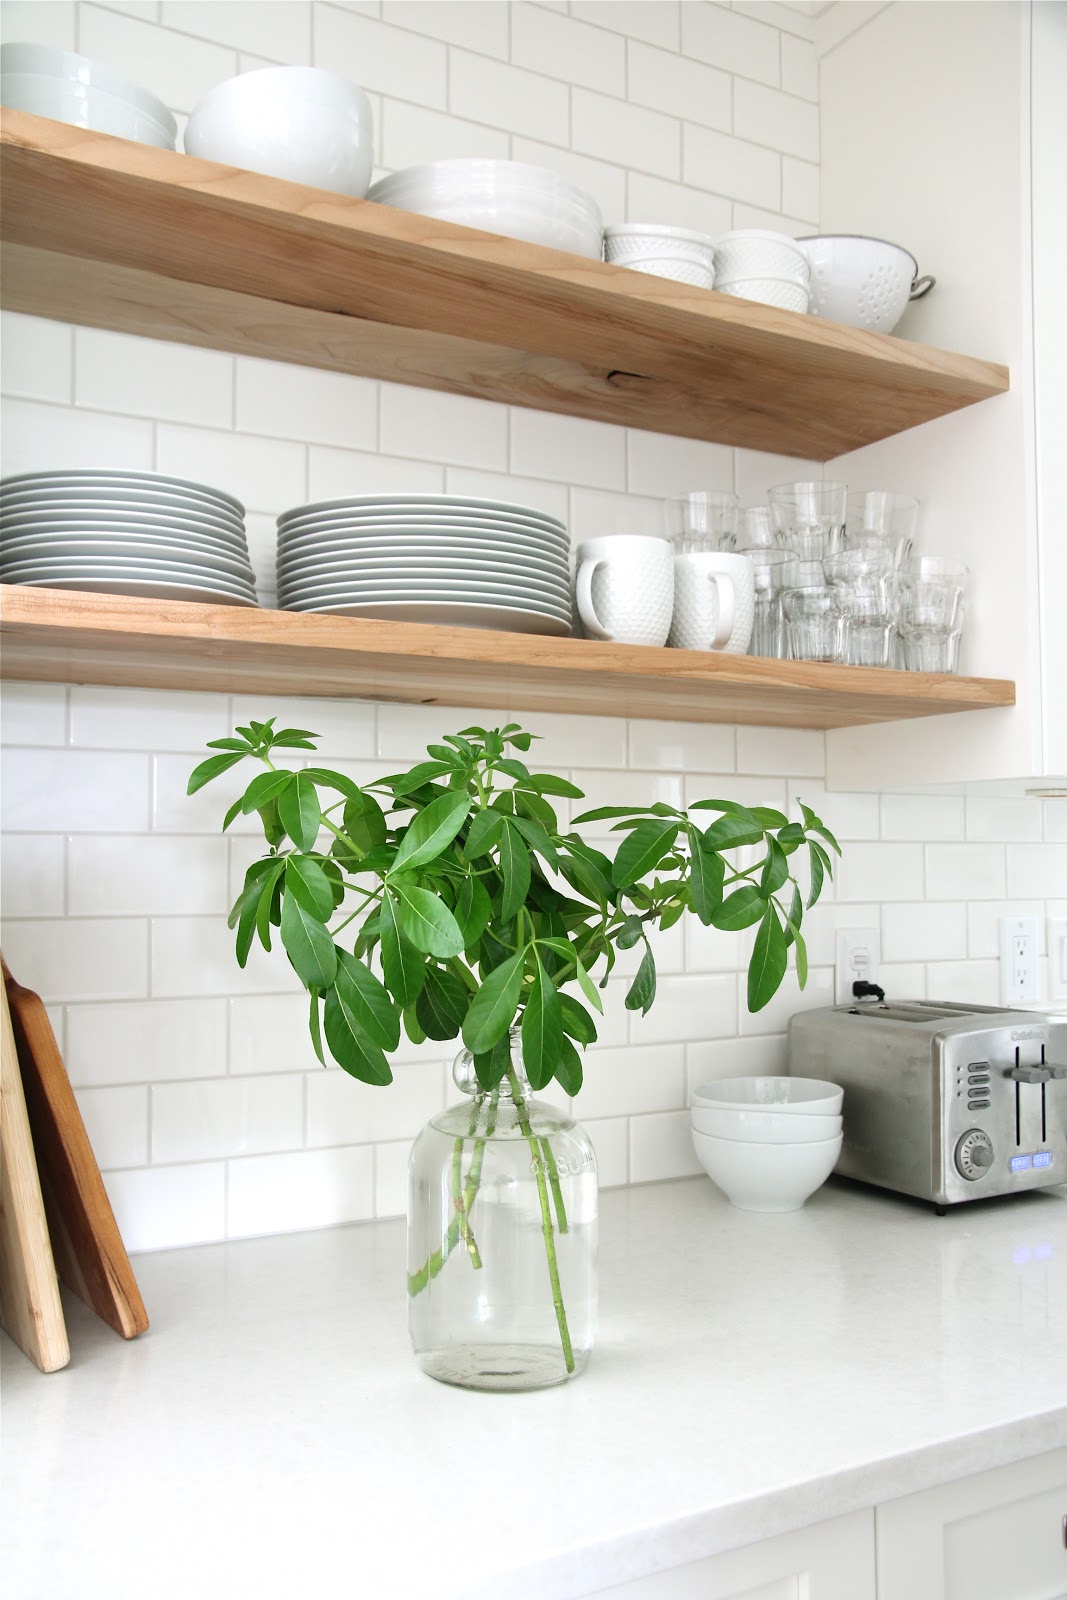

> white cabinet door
[586,1507,876,1599]
[876,1448,1067,1600]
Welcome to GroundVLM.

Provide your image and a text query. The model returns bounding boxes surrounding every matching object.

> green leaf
[403,1003,427,1046]
[280,892,337,989]
[761,839,789,894]
[233,882,259,968]
[572,804,663,824]
[712,885,767,931]
[496,757,531,783]
[687,832,725,925]
[388,760,456,796]
[277,771,321,852]
[810,821,842,856]
[253,860,284,952]
[454,876,492,952]
[473,1034,513,1092]
[777,822,806,850]
[554,1035,584,1096]
[750,805,789,828]
[498,821,531,925]
[506,730,533,752]
[391,878,466,959]
[240,769,294,814]
[463,808,505,860]
[390,790,472,876]
[222,796,244,833]
[415,965,469,1040]
[308,989,325,1066]
[700,812,768,850]
[301,767,365,802]
[560,994,597,1046]
[511,813,559,869]
[806,840,825,909]
[323,985,392,1084]
[187,750,245,794]
[514,789,559,835]
[270,726,318,747]
[205,736,252,752]
[616,913,644,950]
[379,891,426,1008]
[342,793,388,856]
[612,820,679,889]
[784,881,803,946]
[524,774,585,798]
[258,797,286,849]
[748,905,788,1013]
[462,952,525,1054]
[521,955,563,1091]
[793,927,809,989]
[573,949,604,1014]
[285,855,335,920]
[624,942,657,1014]
[335,948,400,1051]
[659,898,687,931]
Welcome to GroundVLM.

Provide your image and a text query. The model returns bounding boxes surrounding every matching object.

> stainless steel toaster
[787,1000,1067,1208]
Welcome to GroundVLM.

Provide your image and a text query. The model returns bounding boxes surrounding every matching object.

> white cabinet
[876,1448,1067,1600]
[817,0,1067,792]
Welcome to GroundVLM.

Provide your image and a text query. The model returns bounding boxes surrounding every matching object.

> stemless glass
[898,558,968,672]
[667,490,739,552]
[738,505,778,550]
[824,549,899,667]
[783,586,845,662]
[769,480,847,562]
[743,547,795,658]
[844,490,919,566]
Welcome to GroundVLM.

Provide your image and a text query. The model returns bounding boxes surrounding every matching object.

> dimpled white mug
[668,551,755,653]
[575,535,674,646]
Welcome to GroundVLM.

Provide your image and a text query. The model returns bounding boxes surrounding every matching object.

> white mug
[575,536,674,647]
[668,552,755,653]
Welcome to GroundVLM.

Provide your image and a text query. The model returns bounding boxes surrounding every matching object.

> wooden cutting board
[0,978,69,1371]
[3,961,148,1340]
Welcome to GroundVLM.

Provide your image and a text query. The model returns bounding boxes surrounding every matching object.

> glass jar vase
[407,1034,598,1392]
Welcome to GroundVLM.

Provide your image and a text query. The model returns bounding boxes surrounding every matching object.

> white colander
[800,235,935,333]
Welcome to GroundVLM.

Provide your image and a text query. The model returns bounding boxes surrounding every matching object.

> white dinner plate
[0,484,247,523]
[3,574,258,606]
[276,562,570,604]
[0,531,256,574]
[278,594,571,634]
[275,534,570,570]
[277,519,571,556]
[0,498,247,535]
[1,537,255,581]
[2,558,257,598]
[276,580,571,618]
[1,470,244,515]
[1,508,249,542]
[277,492,565,525]
[278,513,569,546]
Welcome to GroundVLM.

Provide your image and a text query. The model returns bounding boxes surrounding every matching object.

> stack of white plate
[0,470,257,606]
[276,495,573,635]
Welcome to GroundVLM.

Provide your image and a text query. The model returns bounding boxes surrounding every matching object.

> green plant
[189,716,840,1093]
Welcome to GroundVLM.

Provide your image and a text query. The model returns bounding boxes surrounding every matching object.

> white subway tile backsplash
[66,998,228,1086]
[737,966,833,1035]
[734,2,815,42]
[572,88,681,181]
[781,155,820,223]
[380,384,508,470]
[235,358,377,450]
[0,834,66,917]
[0,312,73,404]
[780,31,819,101]
[683,123,780,209]
[374,1139,409,1217]
[627,40,731,131]
[306,1058,444,1145]
[1044,801,1067,842]
[379,99,510,167]
[226,1145,375,1237]
[627,719,736,775]
[161,1,310,62]
[313,3,447,105]
[512,4,625,95]
[576,1044,684,1119]
[683,771,789,812]
[625,428,734,498]
[567,487,665,542]
[229,994,320,1075]
[736,726,825,778]
[1007,844,1067,900]
[510,409,627,489]
[443,467,569,524]
[965,796,1043,842]
[0,0,76,49]
[510,138,628,224]
[69,834,229,916]
[70,685,229,750]
[2,918,150,1003]
[307,443,445,501]
[78,5,237,112]
[568,767,684,837]
[925,843,1006,901]
[681,3,780,86]
[0,683,68,747]
[785,782,880,841]
[383,0,508,56]
[734,78,819,161]
[880,792,964,840]
[570,1,680,51]
[75,1085,149,1169]
[735,449,821,504]
[882,902,967,963]
[835,842,924,903]
[581,1116,629,1188]
[878,962,927,1000]
[1,398,154,476]
[152,1074,304,1161]
[629,1109,703,1183]
[628,973,737,1044]
[75,329,234,427]
[624,172,732,236]
[151,915,302,997]
[686,1033,788,1094]
[227,694,376,759]
[924,960,1000,1007]
[156,424,305,515]
[105,1162,227,1251]
[2,749,150,831]
[449,49,569,143]
[966,900,1047,960]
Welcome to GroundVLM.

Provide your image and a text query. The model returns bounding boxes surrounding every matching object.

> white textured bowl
[714,228,810,284]
[716,277,810,313]
[184,67,374,198]
[692,1128,843,1212]
[604,223,716,268]
[1,72,175,147]
[691,1105,842,1143]
[800,235,926,333]
[616,256,715,287]
[691,1076,844,1115]
[369,160,603,259]
[0,41,176,136]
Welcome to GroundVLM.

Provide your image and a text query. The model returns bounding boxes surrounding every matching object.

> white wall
[2,0,1065,1252]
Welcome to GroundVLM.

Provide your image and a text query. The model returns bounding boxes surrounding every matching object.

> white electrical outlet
[998,915,1039,1006]
[1049,918,1067,1001]
[836,928,880,1004]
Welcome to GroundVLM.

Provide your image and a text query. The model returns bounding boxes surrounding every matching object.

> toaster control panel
[955,1128,995,1180]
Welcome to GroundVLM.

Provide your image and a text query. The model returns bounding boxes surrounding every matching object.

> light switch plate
[999,915,1039,1006]
[836,928,880,1004]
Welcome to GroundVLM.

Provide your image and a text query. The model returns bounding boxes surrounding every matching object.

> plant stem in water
[538,1137,569,1234]
[407,1089,497,1296]
[509,1068,575,1373]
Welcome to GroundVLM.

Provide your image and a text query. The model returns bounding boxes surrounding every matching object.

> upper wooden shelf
[0,110,1008,460]
[0,587,1015,731]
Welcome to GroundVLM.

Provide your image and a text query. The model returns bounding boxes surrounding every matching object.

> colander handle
[909,273,936,300]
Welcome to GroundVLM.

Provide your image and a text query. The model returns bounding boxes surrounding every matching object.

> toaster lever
[1008,1064,1052,1084]
[1046,1063,1067,1079]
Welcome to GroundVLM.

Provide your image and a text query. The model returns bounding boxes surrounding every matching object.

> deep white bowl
[691,1105,842,1143]
[714,228,810,285]
[716,277,809,313]
[691,1076,844,1115]
[692,1128,843,1212]
[0,72,175,148]
[800,234,932,333]
[615,256,715,288]
[604,223,716,267]
[184,66,374,198]
[368,160,603,259]
[0,41,176,136]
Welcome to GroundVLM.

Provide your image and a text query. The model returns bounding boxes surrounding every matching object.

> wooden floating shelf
[0,110,1008,460]
[0,588,1016,731]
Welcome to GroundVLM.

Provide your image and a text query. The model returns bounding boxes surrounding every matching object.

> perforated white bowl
[714,228,810,284]
[616,256,714,287]
[800,235,932,333]
[716,277,809,313]
[604,223,716,269]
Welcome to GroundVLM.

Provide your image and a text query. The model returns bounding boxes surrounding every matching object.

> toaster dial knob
[955,1128,995,1180]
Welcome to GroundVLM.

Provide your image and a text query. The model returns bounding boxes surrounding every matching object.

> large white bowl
[1,72,175,148]
[714,228,809,285]
[691,1105,842,1143]
[368,160,603,259]
[692,1128,843,1212]
[716,276,809,313]
[0,41,176,136]
[184,66,374,198]
[603,223,716,268]
[800,234,933,333]
[691,1076,844,1115]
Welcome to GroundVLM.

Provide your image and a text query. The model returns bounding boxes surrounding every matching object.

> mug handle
[707,574,736,649]
[576,558,613,640]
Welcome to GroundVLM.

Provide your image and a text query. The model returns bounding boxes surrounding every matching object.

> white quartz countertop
[4,1175,1067,1600]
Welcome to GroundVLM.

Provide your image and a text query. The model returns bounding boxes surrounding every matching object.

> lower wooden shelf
[0,587,1015,730]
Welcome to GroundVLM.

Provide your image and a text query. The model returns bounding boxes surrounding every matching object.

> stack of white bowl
[367,160,603,259]
[690,1076,844,1212]
[603,224,716,287]
[713,229,811,313]
[0,43,176,149]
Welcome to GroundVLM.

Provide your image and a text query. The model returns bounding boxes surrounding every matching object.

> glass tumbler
[738,505,778,550]
[743,547,795,658]
[844,490,919,567]
[783,586,846,663]
[898,558,967,673]
[667,489,739,552]
[824,550,899,668]
[769,480,847,562]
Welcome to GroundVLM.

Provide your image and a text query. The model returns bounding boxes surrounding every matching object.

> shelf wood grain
[0,588,1016,730]
[0,110,1008,460]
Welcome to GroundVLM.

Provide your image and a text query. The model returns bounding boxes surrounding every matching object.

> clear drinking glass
[898,558,967,674]
[768,480,847,562]
[408,1035,598,1392]
[844,490,919,566]
[667,490,739,552]
[783,585,846,662]
[824,550,899,668]
[738,505,778,550]
[743,547,795,658]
